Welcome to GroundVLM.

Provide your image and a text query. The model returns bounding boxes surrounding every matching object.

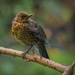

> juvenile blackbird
[12,12,49,59]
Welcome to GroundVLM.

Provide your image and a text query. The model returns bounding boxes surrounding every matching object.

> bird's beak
[27,14,33,18]
[26,14,33,20]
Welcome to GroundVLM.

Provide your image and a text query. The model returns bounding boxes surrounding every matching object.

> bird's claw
[21,52,27,58]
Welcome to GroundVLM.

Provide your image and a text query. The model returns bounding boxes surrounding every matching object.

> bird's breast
[12,21,37,46]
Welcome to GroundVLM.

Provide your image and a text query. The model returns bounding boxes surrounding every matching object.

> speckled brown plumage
[12,12,49,59]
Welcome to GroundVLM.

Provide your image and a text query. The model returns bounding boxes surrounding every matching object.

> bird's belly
[14,32,37,46]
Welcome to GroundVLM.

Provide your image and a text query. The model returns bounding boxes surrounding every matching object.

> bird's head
[14,12,32,23]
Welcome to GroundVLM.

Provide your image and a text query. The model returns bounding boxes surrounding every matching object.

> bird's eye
[21,15,26,19]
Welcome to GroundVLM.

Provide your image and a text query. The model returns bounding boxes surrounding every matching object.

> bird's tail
[38,44,50,59]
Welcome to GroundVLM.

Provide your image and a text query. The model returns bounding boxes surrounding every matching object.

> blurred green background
[0,0,75,75]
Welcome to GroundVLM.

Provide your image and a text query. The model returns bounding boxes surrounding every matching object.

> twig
[62,62,75,75]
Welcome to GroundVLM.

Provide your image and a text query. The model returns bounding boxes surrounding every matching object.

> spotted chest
[12,21,37,46]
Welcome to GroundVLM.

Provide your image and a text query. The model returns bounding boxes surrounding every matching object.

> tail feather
[38,44,49,59]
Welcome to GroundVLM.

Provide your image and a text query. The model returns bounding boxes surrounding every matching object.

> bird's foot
[21,45,33,58]
[40,56,42,59]
[21,52,27,59]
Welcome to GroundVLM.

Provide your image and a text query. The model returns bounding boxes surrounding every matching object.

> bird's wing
[26,20,46,43]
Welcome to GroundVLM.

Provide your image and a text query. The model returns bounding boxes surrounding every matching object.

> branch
[0,46,74,75]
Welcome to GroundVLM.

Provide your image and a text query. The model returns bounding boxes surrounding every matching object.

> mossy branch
[0,46,75,75]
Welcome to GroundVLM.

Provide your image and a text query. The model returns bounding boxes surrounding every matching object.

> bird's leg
[32,49,35,54]
[21,45,33,57]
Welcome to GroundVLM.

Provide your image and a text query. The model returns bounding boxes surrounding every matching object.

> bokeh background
[0,0,75,75]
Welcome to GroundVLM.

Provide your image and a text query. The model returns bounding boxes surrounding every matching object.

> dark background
[0,0,75,75]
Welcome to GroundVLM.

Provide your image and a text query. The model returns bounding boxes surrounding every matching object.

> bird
[12,12,49,59]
